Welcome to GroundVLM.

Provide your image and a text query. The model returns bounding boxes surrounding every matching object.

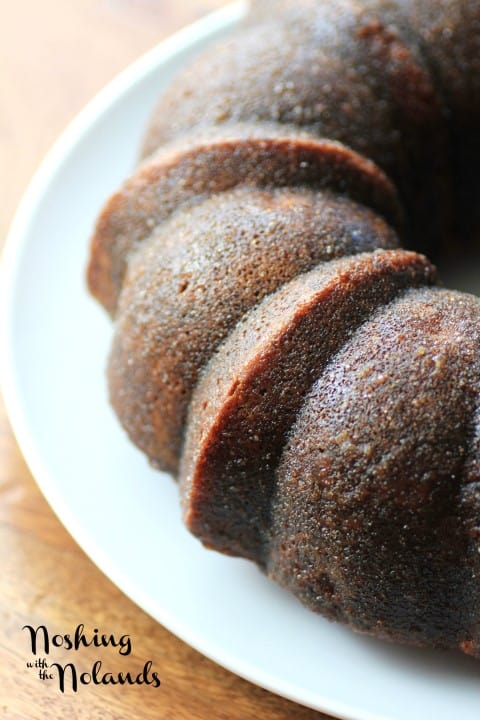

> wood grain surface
[0,1,334,718]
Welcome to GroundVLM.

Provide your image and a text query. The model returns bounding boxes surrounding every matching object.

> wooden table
[0,1,332,717]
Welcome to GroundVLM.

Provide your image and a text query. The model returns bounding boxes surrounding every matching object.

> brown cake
[87,0,480,658]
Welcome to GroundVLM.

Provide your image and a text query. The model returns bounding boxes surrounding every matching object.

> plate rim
[0,0,246,504]
[1,3,358,717]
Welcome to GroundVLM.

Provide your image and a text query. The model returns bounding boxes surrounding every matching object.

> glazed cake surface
[87,0,480,658]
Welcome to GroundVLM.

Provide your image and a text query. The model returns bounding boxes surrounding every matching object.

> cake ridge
[88,125,402,315]
[180,249,437,563]
[108,187,400,473]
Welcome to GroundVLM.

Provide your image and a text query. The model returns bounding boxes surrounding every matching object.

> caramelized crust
[141,0,450,253]
[270,288,480,654]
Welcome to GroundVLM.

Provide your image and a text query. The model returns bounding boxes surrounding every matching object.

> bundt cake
[87,0,480,659]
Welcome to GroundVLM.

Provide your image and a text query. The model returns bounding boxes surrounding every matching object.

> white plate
[1,3,480,719]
